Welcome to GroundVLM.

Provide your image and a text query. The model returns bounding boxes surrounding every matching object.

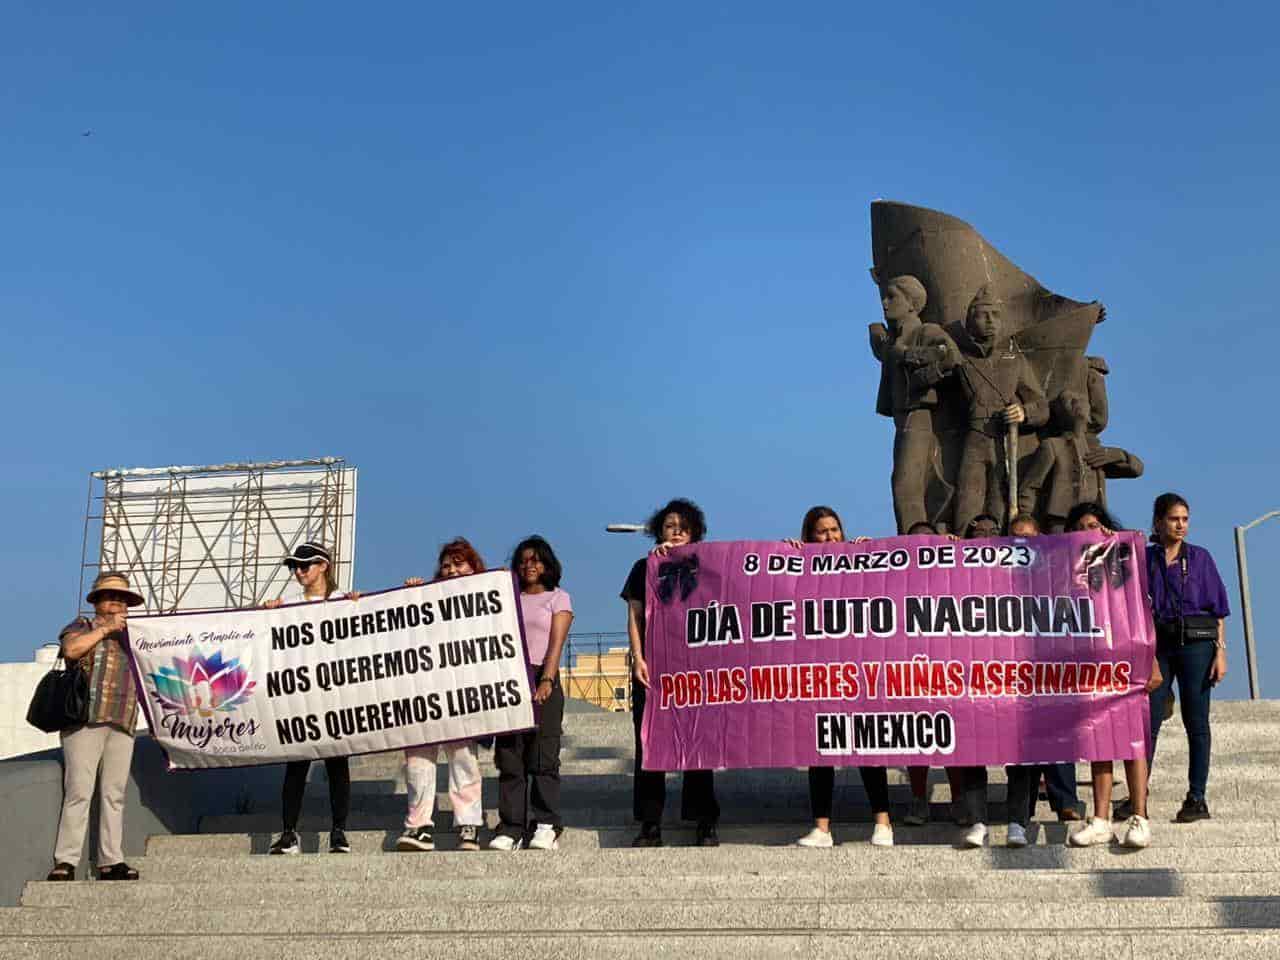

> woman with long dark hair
[1065,504,1161,849]
[396,538,487,852]
[1146,493,1229,822]
[490,535,573,851]
[624,498,720,848]
[792,506,894,848]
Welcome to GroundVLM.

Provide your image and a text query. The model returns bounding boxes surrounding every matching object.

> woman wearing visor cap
[263,542,355,855]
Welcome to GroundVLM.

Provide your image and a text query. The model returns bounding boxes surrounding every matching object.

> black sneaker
[457,825,480,851]
[329,828,351,853]
[695,821,720,847]
[269,831,300,855]
[1175,795,1211,823]
[632,822,663,848]
[396,827,434,851]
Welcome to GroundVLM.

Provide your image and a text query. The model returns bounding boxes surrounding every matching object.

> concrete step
[5,932,1280,960]
[147,820,1277,856]
[5,896,1280,935]
[243,785,1278,822]
[198,794,1277,833]
[23,869,1280,908]
[74,843,1280,881]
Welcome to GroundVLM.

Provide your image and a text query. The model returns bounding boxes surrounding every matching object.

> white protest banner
[123,570,534,769]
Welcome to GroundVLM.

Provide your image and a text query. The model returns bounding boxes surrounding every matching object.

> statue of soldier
[1020,356,1144,530]
[868,275,953,533]
[944,285,1047,533]
[1019,389,1096,530]
[1079,355,1145,515]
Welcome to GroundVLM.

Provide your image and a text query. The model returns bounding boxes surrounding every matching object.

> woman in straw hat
[45,571,145,881]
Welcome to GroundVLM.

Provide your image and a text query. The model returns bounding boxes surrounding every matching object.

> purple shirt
[1146,542,1230,623]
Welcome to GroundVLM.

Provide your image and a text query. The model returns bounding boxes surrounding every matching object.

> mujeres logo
[146,648,260,751]
[147,648,256,717]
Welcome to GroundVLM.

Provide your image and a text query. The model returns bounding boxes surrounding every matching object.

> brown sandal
[45,863,75,881]
[97,862,139,881]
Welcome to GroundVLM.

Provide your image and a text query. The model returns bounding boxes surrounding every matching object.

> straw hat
[86,572,144,607]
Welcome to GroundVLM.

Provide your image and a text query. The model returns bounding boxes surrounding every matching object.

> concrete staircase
[5,699,1279,958]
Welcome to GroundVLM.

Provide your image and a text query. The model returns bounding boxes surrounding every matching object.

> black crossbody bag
[1156,550,1218,646]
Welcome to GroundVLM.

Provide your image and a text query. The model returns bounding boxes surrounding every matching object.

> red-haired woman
[396,538,487,852]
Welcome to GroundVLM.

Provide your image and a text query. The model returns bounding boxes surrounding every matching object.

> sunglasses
[285,560,323,572]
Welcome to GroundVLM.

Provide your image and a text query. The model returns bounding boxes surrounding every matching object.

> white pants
[404,741,483,828]
[53,724,135,867]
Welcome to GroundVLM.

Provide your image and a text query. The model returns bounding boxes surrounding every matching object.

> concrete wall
[0,647,150,760]
[0,735,281,906]
[0,647,63,759]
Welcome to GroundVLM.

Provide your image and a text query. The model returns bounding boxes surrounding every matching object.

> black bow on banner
[656,555,700,603]
[1078,541,1133,592]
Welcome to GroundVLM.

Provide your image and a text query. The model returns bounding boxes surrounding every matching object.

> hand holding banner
[124,570,534,769]
[641,531,1154,771]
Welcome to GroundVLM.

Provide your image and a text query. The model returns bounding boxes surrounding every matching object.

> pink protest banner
[640,531,1154,771]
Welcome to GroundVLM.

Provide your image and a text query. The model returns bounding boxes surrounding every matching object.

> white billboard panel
[83,460,356,615]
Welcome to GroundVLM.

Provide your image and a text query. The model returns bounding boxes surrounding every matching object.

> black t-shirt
[621,557,647,647]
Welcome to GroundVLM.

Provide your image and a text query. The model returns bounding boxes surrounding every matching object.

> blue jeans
[1149,639,1216,800]
[1044,763,1083,816]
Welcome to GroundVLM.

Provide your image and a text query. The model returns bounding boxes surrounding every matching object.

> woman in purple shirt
[1146,493,1229,823]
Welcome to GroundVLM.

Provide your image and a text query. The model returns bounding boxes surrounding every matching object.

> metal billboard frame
[79,458,356,615]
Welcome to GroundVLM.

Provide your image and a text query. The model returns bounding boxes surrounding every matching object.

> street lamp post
[1234,509,1279,700]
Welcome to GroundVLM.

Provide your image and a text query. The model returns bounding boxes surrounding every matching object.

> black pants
[809,766,890,820]
[631,682,719,825]
[281,756,350,832]
[1005,763,1083,825]
[955,766,988,824]
[494,675,564,838]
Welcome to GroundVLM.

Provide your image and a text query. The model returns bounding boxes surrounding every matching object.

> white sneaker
[527,823,559,851]
[870,823,894,847]
[903,796,930,826]
[1069,817,1115,847]
[488,833,522,851]
[1007,823,1028,848]
[1120,814,1151,849]
[962,822,987,848]
[796,827,834,848]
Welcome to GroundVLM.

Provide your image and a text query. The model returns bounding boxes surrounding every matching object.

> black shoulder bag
[26,652,89,733]
[1158,550,1219,646]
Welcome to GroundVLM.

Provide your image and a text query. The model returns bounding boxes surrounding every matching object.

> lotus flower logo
[146,648,256,718]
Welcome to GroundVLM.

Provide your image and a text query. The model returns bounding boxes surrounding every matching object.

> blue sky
[3,3,1278,699]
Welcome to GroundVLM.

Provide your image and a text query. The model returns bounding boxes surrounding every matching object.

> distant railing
[561,632,631,712]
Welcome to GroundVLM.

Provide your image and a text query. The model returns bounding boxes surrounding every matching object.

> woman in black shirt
[623,498,720,847]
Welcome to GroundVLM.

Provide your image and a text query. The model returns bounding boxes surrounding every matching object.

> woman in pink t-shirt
[489,535,573,851]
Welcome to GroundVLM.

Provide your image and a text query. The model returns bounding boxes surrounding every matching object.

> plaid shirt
[59,616,139,734]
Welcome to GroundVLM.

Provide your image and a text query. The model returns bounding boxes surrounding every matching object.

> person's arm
[1146,656,1164,693]
[60,615,122,661]
[534,609,573,704]
[627,599,649,688]
[1204,549,1230,684]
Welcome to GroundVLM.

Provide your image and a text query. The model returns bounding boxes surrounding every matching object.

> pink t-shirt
[519,588,573,666]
